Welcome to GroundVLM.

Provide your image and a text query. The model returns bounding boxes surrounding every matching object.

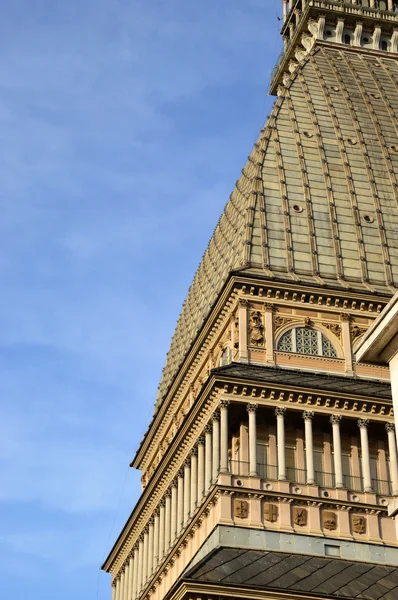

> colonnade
[112,401,398,600]
[112,402,229,600]
[244,404,398,496]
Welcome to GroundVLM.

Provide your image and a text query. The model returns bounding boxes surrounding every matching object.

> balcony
[229,460,393,496]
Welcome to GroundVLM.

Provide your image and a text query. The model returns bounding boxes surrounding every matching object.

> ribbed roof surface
[185,547,398,599]
[156,45,398,407]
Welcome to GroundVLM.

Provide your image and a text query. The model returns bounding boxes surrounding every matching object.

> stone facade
[102,3,398,600]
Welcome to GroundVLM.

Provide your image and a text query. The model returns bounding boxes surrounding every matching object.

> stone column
[283,0,288,22]
[132,545,139,600]
[153,510,159,568]
[115,577,120,600]
[142,528,149,584]
[212,412,220,481]
[358,419,373,492]
[204,424,212,490]
[183,460,191,524]
[165,490,171,550]
[127,555,133,600]
[147,519,154,578]
[388,0,393,10]
[112,582,116,600]
[265,303,275,364]
[159,500,165,559]
[275,407,287,481]
[197,436,205,501]
[120,571,125,600]
[238,297,248,362]
[190,448,198,512]
[303,411,315,485]
[330,415,344,489]
[386,424,398,496]
[177,469,184,534]
[137,536,144,594]
[171,480,178,542]
[247,403,258,476]
[220,400,230,473]
[341,314,353,375]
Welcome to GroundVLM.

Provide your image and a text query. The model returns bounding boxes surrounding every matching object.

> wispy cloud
[0,1,278,598]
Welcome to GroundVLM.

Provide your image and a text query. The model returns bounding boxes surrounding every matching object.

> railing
[343,474,363,493]
[229,460,393,495]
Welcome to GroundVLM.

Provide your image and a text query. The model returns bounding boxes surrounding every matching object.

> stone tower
[102,2,398,599]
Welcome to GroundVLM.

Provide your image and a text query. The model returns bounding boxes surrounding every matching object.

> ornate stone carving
[275,407,287,417]
[352,515,366,534]
[301,32,315,52]
[247,402,258,413]
[220,400,230,409]
[295,47,307,62]
[234,499,249,519]
[249,310,264,346]
[274,314,291,331]
[303,411,315,421]
[326,323,341,339]
[351,325,366,343]
[386,423,396,433]
[322,511,337,531]
[358,418,370,429]
[293,507,308,526]
[330,414,342,425]
[264,503,278,522]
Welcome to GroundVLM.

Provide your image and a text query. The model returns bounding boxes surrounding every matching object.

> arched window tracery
[277,326,338,358]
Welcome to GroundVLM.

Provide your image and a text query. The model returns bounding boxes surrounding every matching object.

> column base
[306,479,316,485]
[278,476,287,481]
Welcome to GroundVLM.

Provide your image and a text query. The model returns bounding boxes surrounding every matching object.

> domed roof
[156,45,398,408]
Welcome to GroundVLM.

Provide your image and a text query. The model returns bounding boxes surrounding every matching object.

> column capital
[386,422,396,433]
[178,469,184,479]
[303,410,315,421]
[264,302,274,311]
[212,412,220,422]
[220,399,230,408]
[197,435,205,445]
[204,423,212,434]
[171,478,178,488]
[159,498,166,508]
[358,418,370,429]
[184,458,191,468]
[165,488,172,498]
[330,414,342,425]
[190,447,198,457]
[247,402,258,413]
[148,516,155,526]
[238,296,249,306]
[275,407,287,417]
[340,312,351,322]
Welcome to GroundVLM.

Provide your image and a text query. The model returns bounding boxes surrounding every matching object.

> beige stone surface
[157,44,398,409]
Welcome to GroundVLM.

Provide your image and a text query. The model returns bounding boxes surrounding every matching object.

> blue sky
[0,2,280,598]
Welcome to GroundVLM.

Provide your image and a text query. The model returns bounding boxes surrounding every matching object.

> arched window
[277,327,337,358]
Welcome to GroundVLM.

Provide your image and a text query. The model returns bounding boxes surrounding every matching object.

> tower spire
[271,0,398,94]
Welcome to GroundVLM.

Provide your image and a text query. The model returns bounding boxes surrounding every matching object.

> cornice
[103,365,393,574]
[134,275,390,473]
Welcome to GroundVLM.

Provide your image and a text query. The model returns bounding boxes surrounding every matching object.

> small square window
[325,544,341,557]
